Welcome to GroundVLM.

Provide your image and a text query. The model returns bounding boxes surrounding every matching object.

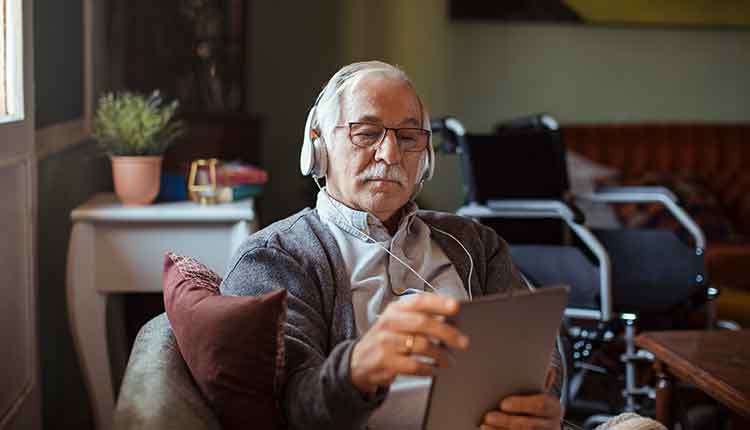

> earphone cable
[426,225,474,302]
[315,178,439,295]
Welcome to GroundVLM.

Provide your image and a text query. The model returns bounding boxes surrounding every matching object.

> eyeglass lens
[349,122,428,152]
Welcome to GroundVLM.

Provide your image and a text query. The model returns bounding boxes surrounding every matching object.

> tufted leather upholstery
[564,123,750,236]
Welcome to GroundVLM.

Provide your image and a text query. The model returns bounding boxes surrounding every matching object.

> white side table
[66,193,256,430]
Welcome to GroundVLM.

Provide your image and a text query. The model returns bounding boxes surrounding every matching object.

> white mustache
[358,163,407,185]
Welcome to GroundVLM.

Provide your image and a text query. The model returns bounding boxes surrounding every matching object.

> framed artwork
[450,1,750,28]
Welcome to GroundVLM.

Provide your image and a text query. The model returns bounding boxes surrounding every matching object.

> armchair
[115,312,667,430]
[113,314,220,430]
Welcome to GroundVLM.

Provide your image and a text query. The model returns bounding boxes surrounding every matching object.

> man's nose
[374,129,402,165]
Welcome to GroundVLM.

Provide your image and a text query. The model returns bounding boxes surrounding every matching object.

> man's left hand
[481,392,562,430]
[481,366,562,430]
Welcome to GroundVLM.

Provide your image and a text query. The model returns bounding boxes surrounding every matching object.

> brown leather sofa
[564,123,750,327]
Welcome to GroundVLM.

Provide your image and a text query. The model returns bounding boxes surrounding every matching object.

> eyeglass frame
[333,122,431,152]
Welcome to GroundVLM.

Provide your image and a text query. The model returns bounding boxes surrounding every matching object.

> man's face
[324,74,425,223]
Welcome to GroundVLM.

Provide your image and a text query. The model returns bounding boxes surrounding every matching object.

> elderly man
[220,61,564,430]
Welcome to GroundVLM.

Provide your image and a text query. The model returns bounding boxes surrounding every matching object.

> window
[0,0,23,122]
[0,0,5,116]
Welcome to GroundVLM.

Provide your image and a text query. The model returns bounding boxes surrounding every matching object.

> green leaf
[92,90,185,156]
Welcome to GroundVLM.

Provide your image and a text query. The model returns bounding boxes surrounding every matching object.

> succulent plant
[93,91,185,156]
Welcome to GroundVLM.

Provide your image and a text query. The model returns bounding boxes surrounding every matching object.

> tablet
[422,285,568,430]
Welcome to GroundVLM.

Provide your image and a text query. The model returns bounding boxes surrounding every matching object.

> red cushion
[163,252,286,430]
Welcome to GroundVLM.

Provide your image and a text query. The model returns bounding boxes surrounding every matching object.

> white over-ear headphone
[299,105,329,178]
[299,103,436,183]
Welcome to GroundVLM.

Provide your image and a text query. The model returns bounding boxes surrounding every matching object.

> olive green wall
[246,0,345,223]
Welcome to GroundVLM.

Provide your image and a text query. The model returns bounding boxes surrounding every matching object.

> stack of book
[215,161,268,203]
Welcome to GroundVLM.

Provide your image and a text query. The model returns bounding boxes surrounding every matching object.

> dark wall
[35,1,112,429]
[34,0,84,128]
[37,143,111,430]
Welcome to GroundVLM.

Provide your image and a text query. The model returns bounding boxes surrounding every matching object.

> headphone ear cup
[421,107,435,182]
[300,137,328,178]
[301,107,318,176]
[300,137,316,176]
[425,141,435,181]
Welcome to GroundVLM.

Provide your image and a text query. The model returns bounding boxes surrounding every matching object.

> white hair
[311,60,426,144]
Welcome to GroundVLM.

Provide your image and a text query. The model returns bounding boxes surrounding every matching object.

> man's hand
[481,367,563,430]
[349,294,469,394]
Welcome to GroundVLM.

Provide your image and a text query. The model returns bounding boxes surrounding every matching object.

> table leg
[67,223,114,430]
[655,360,673,428]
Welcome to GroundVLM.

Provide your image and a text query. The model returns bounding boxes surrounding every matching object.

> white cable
[314,178,474,300]
[428,226,474,302]
[519,272,535,291]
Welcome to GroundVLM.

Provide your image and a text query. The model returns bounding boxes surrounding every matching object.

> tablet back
[423,286,568,430]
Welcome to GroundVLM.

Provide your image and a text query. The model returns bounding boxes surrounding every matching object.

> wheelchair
[431,115,720,428]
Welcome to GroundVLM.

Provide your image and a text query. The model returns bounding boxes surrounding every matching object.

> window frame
[0,0,26,125]
[0,0,39,424]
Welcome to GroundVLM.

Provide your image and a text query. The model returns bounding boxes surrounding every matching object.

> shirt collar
[315,189,419,242]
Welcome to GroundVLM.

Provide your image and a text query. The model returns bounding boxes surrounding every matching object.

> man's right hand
[349,293,470,394]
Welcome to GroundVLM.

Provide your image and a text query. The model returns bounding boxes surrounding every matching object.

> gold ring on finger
[404,334,416,355]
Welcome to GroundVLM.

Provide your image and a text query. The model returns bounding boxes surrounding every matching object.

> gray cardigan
[220,208,561,429]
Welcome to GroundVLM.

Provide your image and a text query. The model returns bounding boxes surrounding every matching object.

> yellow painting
[564,0,750,27]
[450,1,750,27]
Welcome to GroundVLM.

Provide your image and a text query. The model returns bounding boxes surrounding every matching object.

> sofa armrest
[113,313,221,430]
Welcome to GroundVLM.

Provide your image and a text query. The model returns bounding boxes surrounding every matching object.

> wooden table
[67,193,256,430]
[635,330,750,428]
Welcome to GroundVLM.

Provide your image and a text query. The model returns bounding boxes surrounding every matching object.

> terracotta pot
[110,156,163,206]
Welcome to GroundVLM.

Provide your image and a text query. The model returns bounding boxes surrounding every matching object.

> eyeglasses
[335,122,431,152]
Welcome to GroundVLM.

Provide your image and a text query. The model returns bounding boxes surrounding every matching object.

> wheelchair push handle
[431,116,467,154]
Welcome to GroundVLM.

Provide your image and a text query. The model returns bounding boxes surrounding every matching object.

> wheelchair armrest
[562,195,587,224]
[584,186,678,203]
[457,201,614,321]
[581,187,706,250]
[484,199,585,224]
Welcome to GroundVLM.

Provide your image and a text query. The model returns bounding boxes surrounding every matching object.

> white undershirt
[316,190,468,429]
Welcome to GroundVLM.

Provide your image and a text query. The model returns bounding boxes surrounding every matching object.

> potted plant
[93,91,185,205]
